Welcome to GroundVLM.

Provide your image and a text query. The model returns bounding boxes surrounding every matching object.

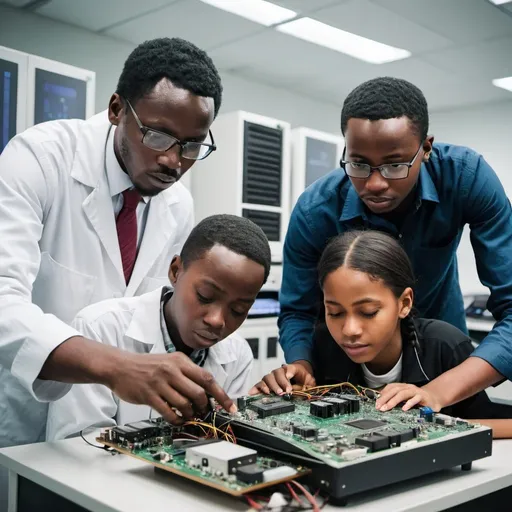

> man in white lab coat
[47,214,271,440]
[0,37,233,504]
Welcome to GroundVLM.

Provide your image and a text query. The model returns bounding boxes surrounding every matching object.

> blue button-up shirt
[279,142,512,380]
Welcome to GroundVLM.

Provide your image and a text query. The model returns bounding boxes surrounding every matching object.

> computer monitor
[34,69,87,124]
[291,127,344,206]
[0,58,18,153]
[0,46,27,154]
[304,136,340,188]
[27,55,95,127]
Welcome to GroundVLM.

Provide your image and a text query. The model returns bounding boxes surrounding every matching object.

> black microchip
[310,401,334,418]
[337,395,361,414]
[249,400,295,418]
[380,429,415,446]
[322,397,349,415]
[124,420,160,440]
[292,425,318,440]
[345,418,387,430]
[237,396,248,411]
[355,434,390,452]
[235,464,264,484]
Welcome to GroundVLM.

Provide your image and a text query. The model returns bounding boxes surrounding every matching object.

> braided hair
[401,314,420,351]
[318,230,419,349]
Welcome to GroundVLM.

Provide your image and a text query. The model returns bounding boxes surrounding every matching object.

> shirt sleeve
[0,136,79,401]
[278,199,323,364]
[46,316,118,440]
[438,335,510,419]
[463,153,512,381]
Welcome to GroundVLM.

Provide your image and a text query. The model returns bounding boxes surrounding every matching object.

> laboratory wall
[0,4,340,134]
[2,3,511,296]
[430,101,512,294]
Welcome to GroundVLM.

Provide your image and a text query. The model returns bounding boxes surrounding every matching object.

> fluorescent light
[492,76,512,92]
[277,17,411,64]
[199,0,296,26]
[489,0,511,5]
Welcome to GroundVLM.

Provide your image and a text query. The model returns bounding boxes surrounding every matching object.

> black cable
[80,429,114,452]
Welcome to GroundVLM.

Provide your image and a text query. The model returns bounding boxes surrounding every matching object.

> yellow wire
[305,381,362,396]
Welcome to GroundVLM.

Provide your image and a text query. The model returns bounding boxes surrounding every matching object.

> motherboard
[96,383,492,505]
[97,419,309,497]
[216,384,493,503]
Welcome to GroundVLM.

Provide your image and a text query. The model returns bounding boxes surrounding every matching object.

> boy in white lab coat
[46,214,271,440]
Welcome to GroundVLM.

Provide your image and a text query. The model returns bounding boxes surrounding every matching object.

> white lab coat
[0,111,194,452]
[46,287,254,441]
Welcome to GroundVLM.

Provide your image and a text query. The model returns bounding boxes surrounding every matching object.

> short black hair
[340,77,429,140]
[180,214,271,283]
[116,37,222,117]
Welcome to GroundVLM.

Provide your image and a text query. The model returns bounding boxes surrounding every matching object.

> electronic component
[310,400,334,418]
[98,386,492,503]
[292,425,318,440]
[380,429,416,447]
[185,440,256,475]
[338,395,361,413]
[237,396,248,411]
[322,397,349,415]
[435,414,453,426]
[235,464,264,484]
[355,434,390,452]
[345,418,387,430]
[419,407,434,422]
[263,466,298,482]
[249,399,295,418]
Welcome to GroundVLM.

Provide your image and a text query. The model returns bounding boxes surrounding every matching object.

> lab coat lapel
[72,115,125,287]
[126,191,177,296]
[82,183,124,287]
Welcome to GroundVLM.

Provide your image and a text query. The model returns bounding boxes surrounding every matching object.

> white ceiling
[5,0,512,111]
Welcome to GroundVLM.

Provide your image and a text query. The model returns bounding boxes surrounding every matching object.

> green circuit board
[98,429,309,496]
[228,391,485,466]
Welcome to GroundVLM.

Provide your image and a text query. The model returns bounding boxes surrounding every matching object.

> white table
[1,433,512,512]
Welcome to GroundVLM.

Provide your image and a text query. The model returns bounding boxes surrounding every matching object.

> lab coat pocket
[33,252,96,323]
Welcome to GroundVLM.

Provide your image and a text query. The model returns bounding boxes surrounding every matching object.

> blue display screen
[0,58,18,154]
[34,69,87,124]
[248,298,280,318]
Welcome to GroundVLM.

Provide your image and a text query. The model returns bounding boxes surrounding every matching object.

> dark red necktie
[116,188,141,284]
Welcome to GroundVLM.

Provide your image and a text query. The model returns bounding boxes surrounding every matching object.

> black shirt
[313,317,512,419]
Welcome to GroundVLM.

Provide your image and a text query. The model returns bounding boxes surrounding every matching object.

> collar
[125,287,164,348]
[339,164,440,224]
[105,125,149,203]
[124,286,237,366]
[159,286,207,366]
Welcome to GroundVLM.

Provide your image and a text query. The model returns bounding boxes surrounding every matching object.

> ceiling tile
[422,36,512,78]
[271,0,349,15]
[307,0,454,53]
[36,0,177,32]
[105,0,267,50]
[370,0,512,44]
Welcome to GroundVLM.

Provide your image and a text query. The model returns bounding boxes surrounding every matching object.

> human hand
[249,361,316,396]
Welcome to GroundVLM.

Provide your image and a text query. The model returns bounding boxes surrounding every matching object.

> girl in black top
[250,230,511,430]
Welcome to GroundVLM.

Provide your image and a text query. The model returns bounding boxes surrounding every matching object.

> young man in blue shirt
[278,77,512,412]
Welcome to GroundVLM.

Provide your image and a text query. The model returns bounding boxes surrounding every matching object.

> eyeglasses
[125,99,216,160]
[340,144,423,180]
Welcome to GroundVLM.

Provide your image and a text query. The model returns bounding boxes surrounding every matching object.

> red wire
[286,482,305,505]
[289,480,320,512]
